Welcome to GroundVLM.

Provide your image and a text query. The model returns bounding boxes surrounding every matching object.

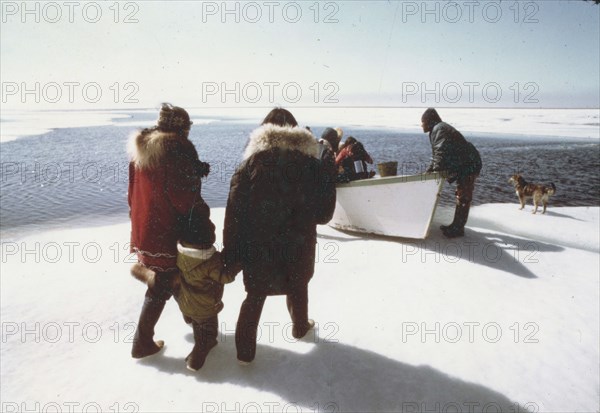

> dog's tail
[548,183,556,195]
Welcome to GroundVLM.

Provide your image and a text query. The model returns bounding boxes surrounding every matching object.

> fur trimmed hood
[243,124,319,161]
[127,129,185,169]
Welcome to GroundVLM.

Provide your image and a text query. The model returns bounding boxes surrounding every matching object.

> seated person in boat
[319,127,343,155]
[317,127,342,164]
[335,138,375,182]
[336,137,358,175]
[337,136,356,154]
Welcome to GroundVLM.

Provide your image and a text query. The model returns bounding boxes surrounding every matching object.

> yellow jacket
[175,244,235,321]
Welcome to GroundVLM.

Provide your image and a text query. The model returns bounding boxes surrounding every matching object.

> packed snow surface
[1,205,599,412]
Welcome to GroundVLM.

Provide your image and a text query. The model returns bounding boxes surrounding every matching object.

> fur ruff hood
[243,124,319,161]
[127,129,185,169]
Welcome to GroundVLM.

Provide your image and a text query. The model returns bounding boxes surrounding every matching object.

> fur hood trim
[243,124,319,161]
[127,129,182,169]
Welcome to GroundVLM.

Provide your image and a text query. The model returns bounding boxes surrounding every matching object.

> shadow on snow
[140,332,529,413]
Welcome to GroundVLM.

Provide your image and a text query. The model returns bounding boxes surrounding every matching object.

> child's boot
[186,316,218,371]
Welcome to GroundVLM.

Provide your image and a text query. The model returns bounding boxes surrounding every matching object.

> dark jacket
[335,142,374,182]
[427,121,482,181]
[320,127,340,153]
[128,129,216,272]
[317,140,338,186]
[222,124,337,296]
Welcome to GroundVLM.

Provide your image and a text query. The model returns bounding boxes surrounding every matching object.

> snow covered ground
[1,204,598,413]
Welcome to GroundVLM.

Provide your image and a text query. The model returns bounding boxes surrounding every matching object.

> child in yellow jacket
[131,242,235,371]
[175,242,235,370]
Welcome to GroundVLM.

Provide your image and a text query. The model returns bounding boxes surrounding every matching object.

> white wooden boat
[329,173,444,239]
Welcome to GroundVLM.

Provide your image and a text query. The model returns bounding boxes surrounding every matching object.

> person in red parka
[127,103,216,359]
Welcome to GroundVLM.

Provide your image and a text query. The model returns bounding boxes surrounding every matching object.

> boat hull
[329,173,444,239]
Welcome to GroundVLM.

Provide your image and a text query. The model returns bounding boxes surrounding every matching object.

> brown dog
[508,174,556,214]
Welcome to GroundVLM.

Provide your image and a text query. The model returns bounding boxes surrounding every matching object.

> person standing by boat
[421,108,482,238]
[222,108,337,364]
[127,103,216,359]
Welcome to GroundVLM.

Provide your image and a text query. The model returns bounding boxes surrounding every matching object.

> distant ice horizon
[1,107,599,143]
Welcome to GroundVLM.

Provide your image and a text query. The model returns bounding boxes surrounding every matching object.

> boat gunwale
[335,172,443,189]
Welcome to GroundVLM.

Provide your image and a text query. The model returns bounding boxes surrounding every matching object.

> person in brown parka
[222,108,337,364]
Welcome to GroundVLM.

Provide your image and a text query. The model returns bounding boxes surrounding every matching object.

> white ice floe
[1,204,598,412]
[0,111,130,143]
[290,107,600,140]
[2,107,598,142]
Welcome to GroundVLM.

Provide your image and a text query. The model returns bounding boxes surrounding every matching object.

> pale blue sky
[1,0,598,109]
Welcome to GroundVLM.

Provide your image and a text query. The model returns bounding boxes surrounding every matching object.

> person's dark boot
[186,317,218,371]
[442,225,464,238]
[440,201,462,231]
[131,295,166,359]
[236,295,266,364]
[287,288,314,339]
[440,223,453,231]
[442,202,470,238]
[292,319,315,339]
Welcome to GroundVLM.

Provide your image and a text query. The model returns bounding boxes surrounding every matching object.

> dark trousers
[235,285,308,362]
[455,173,477,206]
[447,173,477,230]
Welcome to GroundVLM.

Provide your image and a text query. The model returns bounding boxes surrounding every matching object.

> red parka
[128,129,215,273]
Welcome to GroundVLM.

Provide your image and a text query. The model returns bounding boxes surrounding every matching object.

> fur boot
[131,294,166,359]
[186,316,218,371]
